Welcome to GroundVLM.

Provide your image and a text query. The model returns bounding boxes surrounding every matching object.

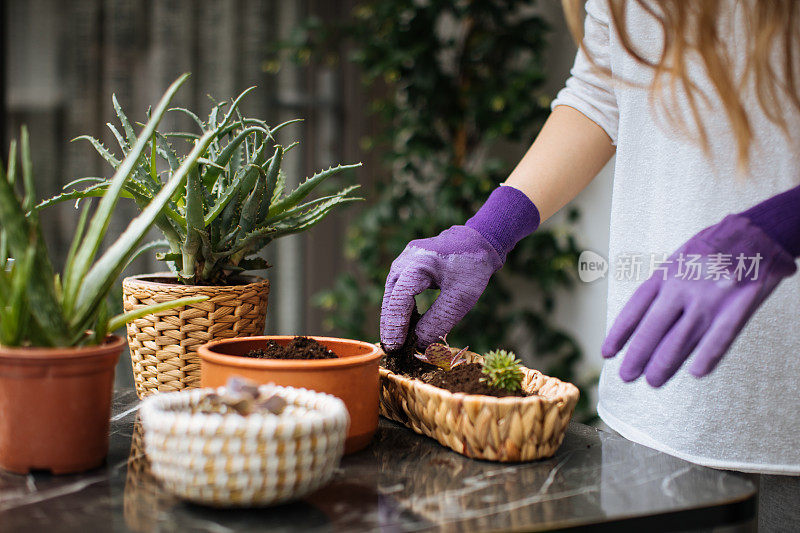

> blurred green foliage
[278,0,593,420]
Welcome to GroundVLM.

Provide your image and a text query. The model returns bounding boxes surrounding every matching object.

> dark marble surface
[0,388,755,532]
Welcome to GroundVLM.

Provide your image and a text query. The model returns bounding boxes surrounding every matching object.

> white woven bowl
[139,384,349,507]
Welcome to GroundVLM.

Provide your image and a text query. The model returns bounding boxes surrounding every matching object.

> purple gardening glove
[602,213,798,387]
[380,186,540,351]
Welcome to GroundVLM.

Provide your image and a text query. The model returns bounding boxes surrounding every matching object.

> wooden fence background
[3,0,375,344]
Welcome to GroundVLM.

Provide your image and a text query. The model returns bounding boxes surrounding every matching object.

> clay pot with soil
[379,322,580,462]
[199,335,383,453]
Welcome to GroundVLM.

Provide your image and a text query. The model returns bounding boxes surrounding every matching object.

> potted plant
[0,74,211,474]
[44,87,362,399]
[198,335,383,453]
[379,323,580,462]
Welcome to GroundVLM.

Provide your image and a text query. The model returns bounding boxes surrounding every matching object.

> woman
[380,0,800,528]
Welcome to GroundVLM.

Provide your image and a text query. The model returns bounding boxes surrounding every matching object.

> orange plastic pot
[199,336,383,454]
[0,335,123,474]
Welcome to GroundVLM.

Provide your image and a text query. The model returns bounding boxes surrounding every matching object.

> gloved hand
[380,186,540,351]
[602,214,797,387]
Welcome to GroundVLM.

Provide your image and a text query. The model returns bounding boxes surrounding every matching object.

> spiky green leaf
[73,128,214,327]
[204,171,244,227]
[201,126,270,189]
[112,94,138,147]
[73,135,121,169]
[64,73,191,315]
[267,163,361,218]
[106,295,208,333]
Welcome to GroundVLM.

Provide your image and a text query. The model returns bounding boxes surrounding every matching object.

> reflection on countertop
[0,388,755,532]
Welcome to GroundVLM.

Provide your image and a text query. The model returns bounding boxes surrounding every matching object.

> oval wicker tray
[379,350,579,462]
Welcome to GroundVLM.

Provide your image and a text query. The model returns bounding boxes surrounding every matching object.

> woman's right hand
[380,185,541,351]
[379,225,502,351]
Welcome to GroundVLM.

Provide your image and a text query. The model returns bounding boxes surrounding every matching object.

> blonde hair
[561,0,800,167]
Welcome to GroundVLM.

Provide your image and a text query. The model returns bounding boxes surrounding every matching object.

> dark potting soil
[380,305,529,398]
[380,306,431,378]
[244,336,338,360]
[141,276,256,287]
[420,363,529,398]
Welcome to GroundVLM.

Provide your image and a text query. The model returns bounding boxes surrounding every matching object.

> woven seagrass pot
[379,349,579,462]
[140,384,349,507]
[123,273,270,399]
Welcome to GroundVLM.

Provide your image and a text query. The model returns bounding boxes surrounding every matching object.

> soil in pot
[243,336,338,360]
[419,363,529,398]
[139,275,256,287]
[380,307,430,378]
[381,306,531,398]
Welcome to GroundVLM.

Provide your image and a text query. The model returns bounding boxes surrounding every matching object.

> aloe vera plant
[0,75,209,348]
[41,86,362,285]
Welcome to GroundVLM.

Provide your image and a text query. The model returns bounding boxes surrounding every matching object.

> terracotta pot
[122,273,270,399]
[0,335,124,474]
[199,336,383,454]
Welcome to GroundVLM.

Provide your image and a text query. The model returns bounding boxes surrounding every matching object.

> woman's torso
[597,0,800,474]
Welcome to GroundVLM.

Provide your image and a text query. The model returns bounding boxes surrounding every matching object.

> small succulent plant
[195,377,287,416]
[414,336,469,371]
[480,350,525,392]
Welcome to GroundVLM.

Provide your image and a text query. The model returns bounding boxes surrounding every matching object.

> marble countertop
[0,388,755,532]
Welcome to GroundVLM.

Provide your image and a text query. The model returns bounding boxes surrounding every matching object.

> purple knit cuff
[465,185,540,259]
[740,184,800,258]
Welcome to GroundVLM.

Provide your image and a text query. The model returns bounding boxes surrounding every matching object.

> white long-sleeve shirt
[552,0,800,474]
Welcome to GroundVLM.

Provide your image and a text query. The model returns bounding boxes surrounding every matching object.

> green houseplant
[0,74,210,474]
[46,86,362,398]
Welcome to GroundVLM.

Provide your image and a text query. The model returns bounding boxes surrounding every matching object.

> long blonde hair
[561,0,800,167]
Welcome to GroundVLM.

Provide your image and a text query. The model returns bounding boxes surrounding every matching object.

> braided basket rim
[140,384,350,438]
[123,272,270,292]
[379,351,580,406]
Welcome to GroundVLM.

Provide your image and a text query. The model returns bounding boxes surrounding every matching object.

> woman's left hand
[602,214,797,387]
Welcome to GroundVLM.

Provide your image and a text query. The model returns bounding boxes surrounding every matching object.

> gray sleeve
[551,0,619,144]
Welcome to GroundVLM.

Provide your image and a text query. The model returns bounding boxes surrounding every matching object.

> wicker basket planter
[139,384,349,507]
[379,350,579,462]
[123,273,270,399]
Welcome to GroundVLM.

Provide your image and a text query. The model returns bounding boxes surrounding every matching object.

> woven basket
[379,349,579,462]
[140,384,349,507]
[123,274,270,399]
